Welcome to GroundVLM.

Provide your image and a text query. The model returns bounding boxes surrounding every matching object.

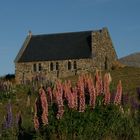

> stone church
[14,27,117,84]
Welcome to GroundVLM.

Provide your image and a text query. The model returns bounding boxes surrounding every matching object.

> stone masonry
[15,27,117,84]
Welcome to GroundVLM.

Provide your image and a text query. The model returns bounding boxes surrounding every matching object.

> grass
[0,66,140,139]
[62,66,140,92]
[110,66,140,92]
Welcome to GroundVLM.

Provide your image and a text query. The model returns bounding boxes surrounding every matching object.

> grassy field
[110,66,140,92]
[0,66,140,139]
[62,66,140,92]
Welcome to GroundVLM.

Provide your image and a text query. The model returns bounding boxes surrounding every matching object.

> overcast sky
[0,0,140,76]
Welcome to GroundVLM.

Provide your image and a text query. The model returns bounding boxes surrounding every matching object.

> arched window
[56,62,59,70]
[33,64,37,72]
[73,61,77,69]
[38,63,42,71]
[50,62,53,71]
[68,61,71,70]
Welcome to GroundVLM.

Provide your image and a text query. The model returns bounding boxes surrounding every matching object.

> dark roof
[18,31,92,62]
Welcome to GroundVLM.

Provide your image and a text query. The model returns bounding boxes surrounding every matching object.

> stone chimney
[28,30,32,37]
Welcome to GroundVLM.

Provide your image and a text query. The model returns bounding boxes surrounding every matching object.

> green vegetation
[0,66,140,140]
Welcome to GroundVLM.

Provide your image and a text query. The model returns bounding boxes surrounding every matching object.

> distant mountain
[119,52,140,67]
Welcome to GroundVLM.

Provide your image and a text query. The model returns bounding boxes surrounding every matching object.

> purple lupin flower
[2,102,13,129]
[2,116,8,129]
[130,97,139,110]
[5,102,13,128]
[110,91,116,103]
[121,93,129,106]
[15,111,22,130]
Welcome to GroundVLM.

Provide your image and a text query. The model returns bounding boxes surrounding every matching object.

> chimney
[28,30,32,37]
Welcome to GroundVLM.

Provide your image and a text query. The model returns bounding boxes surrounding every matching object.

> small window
[73,61,77,69]
[33,64,37,72]
[50,62,53,71]
[68,61,71,70]
[99,29,102,33]
[56,62,59,70]
[38,63,42,71]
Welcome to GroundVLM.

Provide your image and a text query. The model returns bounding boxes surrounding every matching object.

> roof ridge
[32,30,93,37]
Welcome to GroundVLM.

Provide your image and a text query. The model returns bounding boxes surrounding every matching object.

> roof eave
[14,34,32,63]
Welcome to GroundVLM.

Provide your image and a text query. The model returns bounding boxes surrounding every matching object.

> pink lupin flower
[34,115,39,131]
[72,87,78,110]
[62,81,66,100]
[67,87,73,109]
[47,87,53,105]
[104,73,111,105]
[34,98,39,130]
[33,87,49,128]
[99,70,103,94]
[55,82,64,119]
[87,77,96,109]
[95,69,103,96]
[39,88,48,125]
[77,78,85,112]
[114,80,122,105]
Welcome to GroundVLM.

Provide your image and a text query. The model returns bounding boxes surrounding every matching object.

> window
[99,29,102,33]
[33,64,37,72]
[73,61,77,69]
[50,62,53,71]
[68,61,71,70]
[38,63,42,71]
[56,62,59,70]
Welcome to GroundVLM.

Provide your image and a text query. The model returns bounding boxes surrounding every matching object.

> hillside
[119,52,140,67]
[0,67,140,139]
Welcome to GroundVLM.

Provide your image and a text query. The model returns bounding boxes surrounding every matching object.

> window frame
[68,61,71,70]
[56,62,59,71]
[33,63,37,72]
[50,62,54,71]
[38,63,42,71]
[73,61,77,69]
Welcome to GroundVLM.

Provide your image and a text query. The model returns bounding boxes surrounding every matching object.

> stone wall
[91,28,117,70]
[15,58,95,84]
[15,28,117,84]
